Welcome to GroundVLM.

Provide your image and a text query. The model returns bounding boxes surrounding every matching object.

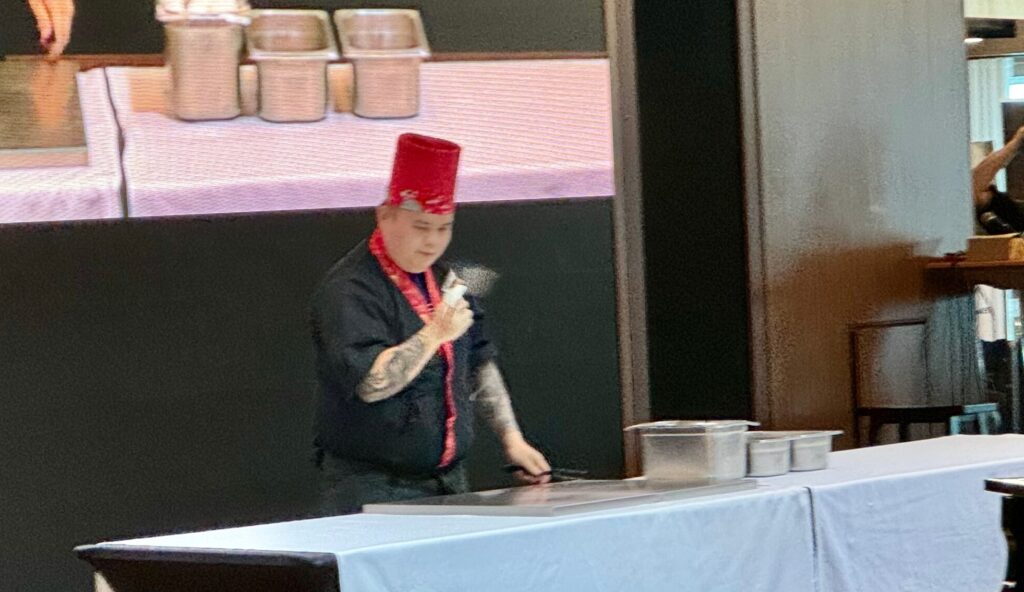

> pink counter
[105,59,614,218]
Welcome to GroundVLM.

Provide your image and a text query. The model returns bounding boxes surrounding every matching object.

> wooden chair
[850,319,1002,446]
[855,403,1000,445]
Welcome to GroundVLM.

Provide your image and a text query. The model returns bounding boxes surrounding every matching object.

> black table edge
[986,478,1024,496]
[74,544,338,568]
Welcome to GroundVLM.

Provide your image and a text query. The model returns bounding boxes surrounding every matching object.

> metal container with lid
[333,9,430,119]
[246,10,339,122]
[157,0,251,121]
[626,420,758,482]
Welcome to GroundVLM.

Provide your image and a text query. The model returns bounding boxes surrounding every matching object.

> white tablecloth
[0,69,123,224]
[765,435,1024,592]
[91,436,1024,591]
[99,487,816,592]
[104,60,614,219]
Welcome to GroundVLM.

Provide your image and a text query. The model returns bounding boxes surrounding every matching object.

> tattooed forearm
[357,332,435,403]
[473,361,522,438]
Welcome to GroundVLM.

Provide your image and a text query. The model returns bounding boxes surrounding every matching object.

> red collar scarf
[369,229,458,469]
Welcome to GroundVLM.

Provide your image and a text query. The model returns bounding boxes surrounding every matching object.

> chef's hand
[503,432,551,485]
[422,298,473,345]
[27,0,75,60]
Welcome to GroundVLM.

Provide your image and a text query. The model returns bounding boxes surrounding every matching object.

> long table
[767,435,1024,592]
[77,436,1024,592]
[79,486,815,592]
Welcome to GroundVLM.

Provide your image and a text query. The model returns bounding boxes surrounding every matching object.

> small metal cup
[334,9,431,119]
[246,10,339,123]
[164,19,245,121]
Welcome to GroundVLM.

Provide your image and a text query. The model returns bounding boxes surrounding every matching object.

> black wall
[1,0,606,55]
[0,199,621,592]
[633,2,752,419]
[0,3,764,590]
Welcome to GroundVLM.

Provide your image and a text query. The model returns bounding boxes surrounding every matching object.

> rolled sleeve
[312,282,392,400]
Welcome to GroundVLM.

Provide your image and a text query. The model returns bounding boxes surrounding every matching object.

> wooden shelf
[925,258,1024,291]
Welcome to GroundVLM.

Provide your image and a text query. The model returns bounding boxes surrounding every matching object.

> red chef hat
[387,133,462,215]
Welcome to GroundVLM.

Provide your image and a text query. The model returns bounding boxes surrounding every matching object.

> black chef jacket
[310,240,497,477]
[977,186,1024,234]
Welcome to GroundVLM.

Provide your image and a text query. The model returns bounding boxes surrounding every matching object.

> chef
[310,133,551,515]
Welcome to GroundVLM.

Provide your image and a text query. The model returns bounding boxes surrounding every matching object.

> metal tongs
[503,464,590,482]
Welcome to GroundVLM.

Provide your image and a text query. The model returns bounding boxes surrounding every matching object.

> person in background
[310,133,551,515]
[971,129,1024,429]
[26,0,75,59]
[974,124,1024,234]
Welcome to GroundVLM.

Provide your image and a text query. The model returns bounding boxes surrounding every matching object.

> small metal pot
[746,430,843,472]
[746,432,795,477]
[333,9,431,119]
[785,431,843,471]
[246,10,339,123]
[157,1,251,121]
